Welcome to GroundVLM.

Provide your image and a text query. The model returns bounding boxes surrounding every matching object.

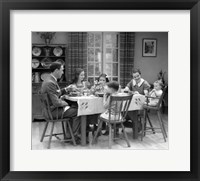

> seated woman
[123,68,150,131]
[91,73,109,94]
[124,68,150,95]
[67,68,88,93]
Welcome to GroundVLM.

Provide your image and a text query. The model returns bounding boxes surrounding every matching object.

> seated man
[41,62,81,143]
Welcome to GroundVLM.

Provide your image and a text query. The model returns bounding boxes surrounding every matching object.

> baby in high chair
[146,80,163,106]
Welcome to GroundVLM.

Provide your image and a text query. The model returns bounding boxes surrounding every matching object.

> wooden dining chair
[141,86,168,142]
[38,93,76,149]
[92,93,133,149]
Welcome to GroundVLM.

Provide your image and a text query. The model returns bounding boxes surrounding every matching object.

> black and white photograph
[142,38,157,57]
[32,32,168,150]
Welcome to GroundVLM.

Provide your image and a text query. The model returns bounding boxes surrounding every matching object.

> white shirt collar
[51,74,57,82]
[132,78,144,87]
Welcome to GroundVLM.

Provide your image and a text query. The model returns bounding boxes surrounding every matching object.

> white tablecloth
[65,94,145,116]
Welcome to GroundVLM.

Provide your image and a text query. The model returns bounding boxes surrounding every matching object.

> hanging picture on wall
[142,38,157,57]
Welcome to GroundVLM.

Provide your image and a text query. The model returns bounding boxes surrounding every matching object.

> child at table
[91,73,109,94]
[145,80,163,106]
[98,81,121,135]
[101,81,120,119]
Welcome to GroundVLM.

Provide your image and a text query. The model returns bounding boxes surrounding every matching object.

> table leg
[129,110,138,139]
[81,115,87,146]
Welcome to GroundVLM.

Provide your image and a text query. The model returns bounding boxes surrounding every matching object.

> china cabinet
[32,44,67,121]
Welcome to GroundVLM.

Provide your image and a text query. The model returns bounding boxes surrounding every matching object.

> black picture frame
[142,38,157,57]
[0,0,199,180]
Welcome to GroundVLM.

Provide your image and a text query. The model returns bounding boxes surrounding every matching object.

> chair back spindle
[108,94,133,123]
[38,93,54,120]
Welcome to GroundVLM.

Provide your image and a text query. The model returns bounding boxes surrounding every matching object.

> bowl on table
[95,92,104,97]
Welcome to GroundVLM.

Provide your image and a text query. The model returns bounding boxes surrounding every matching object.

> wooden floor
[32,112,168,150]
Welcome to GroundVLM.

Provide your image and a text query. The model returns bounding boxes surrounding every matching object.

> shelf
[32,68,65,71]
[32,56,65,58]
[32,44,66,47]
[32,82,67,85]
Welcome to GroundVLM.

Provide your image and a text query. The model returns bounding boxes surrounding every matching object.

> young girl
[146,80,163,106]
[91,73,109,94]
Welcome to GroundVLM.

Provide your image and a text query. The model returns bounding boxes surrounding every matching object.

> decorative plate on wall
[53,47,63,56]
[41,57,53,68]
[32,59,40,68]
[32,47,42,56]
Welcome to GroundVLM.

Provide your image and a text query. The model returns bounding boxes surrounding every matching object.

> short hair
[132,68,141,75]
[106,81,119,92]
[98,73,109,83]
[154,80,164,88]
[50,62,62,73]
[72,68,84,84]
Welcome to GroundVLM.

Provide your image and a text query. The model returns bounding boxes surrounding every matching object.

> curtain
[66,32,87,84]
[119,32,135,88]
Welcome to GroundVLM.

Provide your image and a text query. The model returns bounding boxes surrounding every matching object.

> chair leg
[48,122,55,149]
[146,114,156,134]
[40,122,49,142]
[67,120,76,146]
[91,120,103,144]
[141,110,146,141]
[121,123,130,147]
[157,111,166,142]
[108,123,112,149]
[61,121,66,140]
[159,114,167,138]
[113,123,116,139]
[144,115,147,136]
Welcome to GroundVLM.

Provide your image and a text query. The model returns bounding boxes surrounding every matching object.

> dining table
[64,93,146,146]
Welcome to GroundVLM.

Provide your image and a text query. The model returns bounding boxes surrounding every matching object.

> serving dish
[41,57,53,68]
[95,92,104,97]
[53,46,63,56]
[32,47,42,56]
[32,59,40,68]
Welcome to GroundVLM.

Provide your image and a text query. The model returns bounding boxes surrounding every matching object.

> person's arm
[143,81,151,95]
[124,80,132,92]
[45,82,68,107]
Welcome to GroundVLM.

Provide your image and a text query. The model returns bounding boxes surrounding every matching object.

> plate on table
[41,73,50,81]
[41,58,53,68]
[32,47,41,56]
[69,92,80,97]
[53,47,63,57]
[32,59,40,68]
[56,59,65,66]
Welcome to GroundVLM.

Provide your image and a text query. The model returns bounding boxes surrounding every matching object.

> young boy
[100,81,120,120]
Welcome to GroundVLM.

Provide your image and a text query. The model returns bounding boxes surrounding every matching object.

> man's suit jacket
[41,75,68,114]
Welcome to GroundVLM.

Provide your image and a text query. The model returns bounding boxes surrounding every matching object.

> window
[87,32,119,84]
